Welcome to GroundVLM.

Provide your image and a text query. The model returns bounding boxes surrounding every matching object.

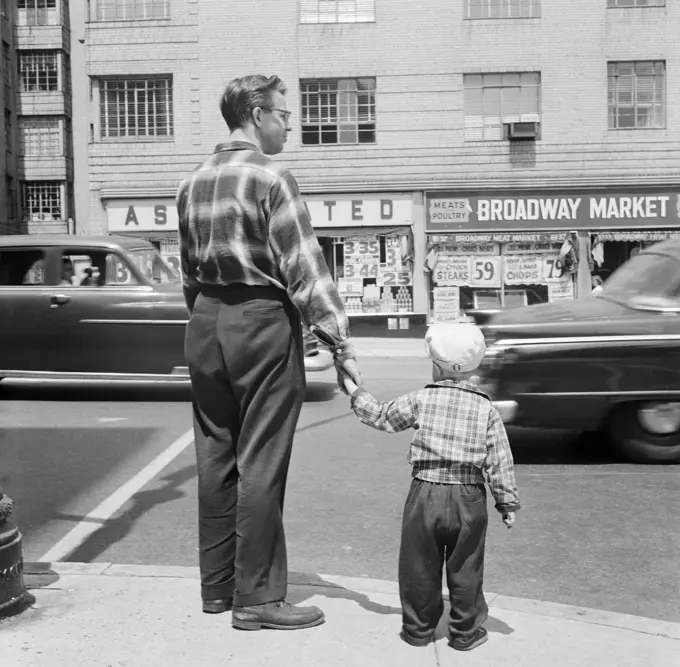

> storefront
[103,192,428,336]
[425,190,680,321]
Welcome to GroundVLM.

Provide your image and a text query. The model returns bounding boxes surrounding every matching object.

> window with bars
[19,117,63,156]
[3,42,10,97]
[464,0,541,18]
[607,0,664,7]
[608,61,665,129]
[301,78,376,145]
[464,72,541,140]
[19,51,60,92]
[17,0,59,26]
[22,181,64,221]
[99,76,173,140]
[95,0,170,20]
[300,0,375,23]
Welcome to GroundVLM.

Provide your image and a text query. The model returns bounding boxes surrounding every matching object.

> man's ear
[251,106,264,128]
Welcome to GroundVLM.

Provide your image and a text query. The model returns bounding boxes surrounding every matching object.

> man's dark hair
[220,75,288,131]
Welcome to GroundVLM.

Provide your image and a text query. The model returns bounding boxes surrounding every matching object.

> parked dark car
[473,239,680,464]
[0,235,333,384]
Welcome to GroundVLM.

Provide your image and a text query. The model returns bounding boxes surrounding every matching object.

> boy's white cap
[424,322,486,373]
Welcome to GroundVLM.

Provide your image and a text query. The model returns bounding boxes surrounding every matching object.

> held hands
[502,512,516,529]
[337,357,361,395]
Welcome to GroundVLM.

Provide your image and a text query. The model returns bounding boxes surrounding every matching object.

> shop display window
[317,232,414,314]
[428,239,576,321]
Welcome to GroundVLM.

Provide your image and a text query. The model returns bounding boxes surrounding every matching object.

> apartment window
[300,0,375,23]
[301,78,376,145]
[607,1,664,7]
[17,0,58,26]
[3,42,10,96]
[19,51,59,92]
[22,181,64,221]
[4,110,11,152]
[99,76,173,140]
[608,61,665,129]
[95,0,170,20]
[19,117,62,156]
[464,72,541,141]
[464,0,541,18]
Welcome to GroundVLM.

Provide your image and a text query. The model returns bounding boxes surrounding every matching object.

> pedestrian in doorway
[342,322,520,651]
[176,74,361,631]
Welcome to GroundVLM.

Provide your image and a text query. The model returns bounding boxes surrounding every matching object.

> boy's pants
[184,284,306,607]
[399,478,489,640]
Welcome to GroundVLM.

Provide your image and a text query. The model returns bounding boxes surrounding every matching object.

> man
[60,258,75,286]
[176,74,361,631]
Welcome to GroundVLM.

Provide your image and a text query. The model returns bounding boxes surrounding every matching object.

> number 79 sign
[469,256,501,288]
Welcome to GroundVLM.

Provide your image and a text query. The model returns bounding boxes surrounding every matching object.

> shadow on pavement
[56,465,197,563]
[287,572,402,616]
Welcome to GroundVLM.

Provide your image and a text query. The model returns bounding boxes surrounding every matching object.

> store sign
[503,255,542,285]
[549,281,575,301]
[433,256,470,286]
[306,196,413,228]
[426,192,680,232]
[378,269,412,286]
[107,200,178,233]
[469,256,501,288]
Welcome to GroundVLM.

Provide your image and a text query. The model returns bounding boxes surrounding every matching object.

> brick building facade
[6,0,680,330]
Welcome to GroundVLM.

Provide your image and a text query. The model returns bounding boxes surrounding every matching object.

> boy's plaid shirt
[351,379,520,513]
[176,141,350,343]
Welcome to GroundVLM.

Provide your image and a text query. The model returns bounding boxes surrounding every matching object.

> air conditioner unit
[507,121,539,140]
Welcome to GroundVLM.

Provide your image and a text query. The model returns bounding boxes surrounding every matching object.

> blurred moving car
[473,239,680,464]
[0,235,333,384]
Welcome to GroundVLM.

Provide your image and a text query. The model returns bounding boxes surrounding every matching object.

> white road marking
[98,417,129,423]
[39,428,195,563]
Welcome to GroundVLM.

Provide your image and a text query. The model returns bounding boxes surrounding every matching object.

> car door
[44,247,163,375]
[0,246,51,372]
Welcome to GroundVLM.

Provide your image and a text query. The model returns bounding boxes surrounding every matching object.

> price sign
[343,263,378,279]
[504,255,543,285]
[378,269,412,286]
[433,256,471,286]
[162,252,181,275]
[469,256,501,288]
[542,256,567,283]
[548,280,575,301]
[344,237,380,262]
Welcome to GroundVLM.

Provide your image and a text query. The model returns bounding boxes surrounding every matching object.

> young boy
[342,322,520,652]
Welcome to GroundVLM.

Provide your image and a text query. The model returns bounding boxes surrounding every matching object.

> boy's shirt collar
[426,378,489,399]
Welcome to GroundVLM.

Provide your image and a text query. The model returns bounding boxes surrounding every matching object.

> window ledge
[96,138,175,144]
[463,17,542,20]
[87,18,172,26]
[608,127,666,131]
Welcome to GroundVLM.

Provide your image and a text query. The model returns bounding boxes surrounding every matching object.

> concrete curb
[24,562,680,641]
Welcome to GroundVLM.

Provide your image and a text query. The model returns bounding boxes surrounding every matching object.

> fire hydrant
[0,485,35,616]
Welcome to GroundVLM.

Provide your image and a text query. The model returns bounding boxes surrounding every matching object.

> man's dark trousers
[185,284,306,607]
[399,479,489,640]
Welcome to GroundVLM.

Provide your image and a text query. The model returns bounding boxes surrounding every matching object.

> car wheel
[608,402,680,464]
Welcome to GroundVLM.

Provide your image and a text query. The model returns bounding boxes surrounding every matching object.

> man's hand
[336,357,362,395]
[502,512,516,529]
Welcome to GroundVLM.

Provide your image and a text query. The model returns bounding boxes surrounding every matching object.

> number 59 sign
[469,256,501,288]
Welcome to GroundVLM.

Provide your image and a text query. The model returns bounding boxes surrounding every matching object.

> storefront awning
[314,225,411,239]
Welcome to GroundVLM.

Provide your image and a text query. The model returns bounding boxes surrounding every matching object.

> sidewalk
[353,337,426,358]
[2,563,678,667]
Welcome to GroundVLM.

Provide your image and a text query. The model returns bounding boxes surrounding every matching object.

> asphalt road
[2,359,679,623]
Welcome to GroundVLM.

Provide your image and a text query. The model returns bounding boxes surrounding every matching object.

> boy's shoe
[399,628,434,647]
[449,627,488,651]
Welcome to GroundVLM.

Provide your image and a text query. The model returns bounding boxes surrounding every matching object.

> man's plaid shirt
[176,140,349,342]
[350,379,520,513]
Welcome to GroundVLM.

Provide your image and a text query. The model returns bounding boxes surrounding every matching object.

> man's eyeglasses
[261,107,292,122]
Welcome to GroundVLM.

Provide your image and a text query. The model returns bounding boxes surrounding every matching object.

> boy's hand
[342,375,359,395]
[502,512,516,529]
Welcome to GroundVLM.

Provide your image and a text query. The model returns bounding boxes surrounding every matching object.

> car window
[60,251,142,287]
[0,249,46,286]
[604,253,680,299]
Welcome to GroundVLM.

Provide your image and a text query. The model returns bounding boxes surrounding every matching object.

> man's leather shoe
[203,598,233,614]
[232,600,325,630]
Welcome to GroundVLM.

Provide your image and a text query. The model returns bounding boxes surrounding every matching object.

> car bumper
[304,349,334,372]
[493,400,518,423]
